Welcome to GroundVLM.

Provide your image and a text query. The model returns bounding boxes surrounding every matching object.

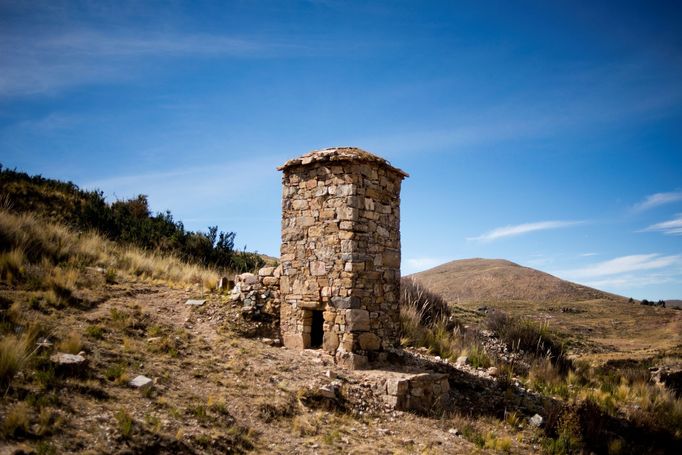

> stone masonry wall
[230,266,281,321]
[278,149,407,369]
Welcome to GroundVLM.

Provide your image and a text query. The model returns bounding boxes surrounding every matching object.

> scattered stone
[258,266,276,277]
[317,385,336,399]
[529,414,544,427]
[455,355,468,367]
[36,338,53,349]
[185,299,206,306]
[325,370,337,379]
[448,428,460,436]
[487,366,499,377]
[50,352,86,366]
[129,375,153,390]
[238,273,258,285]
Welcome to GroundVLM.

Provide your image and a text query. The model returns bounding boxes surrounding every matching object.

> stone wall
[230,266,281,320]
[381,373,450,413]
[277,147,407,369]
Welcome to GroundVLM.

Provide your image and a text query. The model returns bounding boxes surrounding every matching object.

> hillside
[410,258,626,304]
[410,259,681,363]
[0,165,264,273]
[1,207,681,453]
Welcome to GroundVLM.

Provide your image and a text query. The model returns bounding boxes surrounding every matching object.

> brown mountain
[409,258,626,304]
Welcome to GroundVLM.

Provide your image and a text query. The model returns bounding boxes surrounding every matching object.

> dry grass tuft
[1,402,31,438]
[400,279,490,364]
[56,331,82,354]
[0,335,28,386]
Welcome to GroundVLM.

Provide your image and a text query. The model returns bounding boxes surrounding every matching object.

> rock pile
[230,266,282,320]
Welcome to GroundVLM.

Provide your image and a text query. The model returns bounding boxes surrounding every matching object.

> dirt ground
[2,281,546,454]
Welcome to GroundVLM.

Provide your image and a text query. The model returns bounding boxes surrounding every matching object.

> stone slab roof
[277,147,409,178]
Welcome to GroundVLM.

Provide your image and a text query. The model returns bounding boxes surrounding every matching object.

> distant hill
[409,258,627,304]
[666,299,682,309]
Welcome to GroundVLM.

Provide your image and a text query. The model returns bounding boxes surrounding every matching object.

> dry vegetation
[1,210,681,454]
[398,278,682,454]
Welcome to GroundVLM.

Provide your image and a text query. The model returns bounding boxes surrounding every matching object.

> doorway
[310,310,324,349]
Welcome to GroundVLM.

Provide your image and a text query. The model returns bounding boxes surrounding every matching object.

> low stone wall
[384,373,449,413]
[230,266,282,319]
[361,370,450,414]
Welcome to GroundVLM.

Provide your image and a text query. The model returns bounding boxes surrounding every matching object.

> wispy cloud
[632,191,682,212]
[640,213,682,236]
[583,273,682,290]
[0,29,299,97]
[468,220,583,242]
[580,252,598,257]
[561,254,681,278]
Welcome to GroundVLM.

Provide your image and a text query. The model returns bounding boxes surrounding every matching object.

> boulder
[129,375,153,390]
[50,352,86,366]
[529,414,544,427]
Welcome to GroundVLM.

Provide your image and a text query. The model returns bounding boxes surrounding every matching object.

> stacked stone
[230,266,281,319]
[382,373,450,413]
[277,147,408,369]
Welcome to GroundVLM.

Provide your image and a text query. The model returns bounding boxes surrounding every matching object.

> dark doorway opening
[310,310,324,349]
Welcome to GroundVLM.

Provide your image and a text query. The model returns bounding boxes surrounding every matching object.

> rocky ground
[1,279,552,454]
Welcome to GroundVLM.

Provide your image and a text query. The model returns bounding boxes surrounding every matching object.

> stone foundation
[361,370,450,413]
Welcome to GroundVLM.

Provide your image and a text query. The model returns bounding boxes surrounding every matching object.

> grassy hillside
[0,165,264,273]
[410,258,626,304]
[410,259,682,363]
[0,210,680,453]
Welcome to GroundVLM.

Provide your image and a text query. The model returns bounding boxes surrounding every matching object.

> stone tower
[277,147,408,369]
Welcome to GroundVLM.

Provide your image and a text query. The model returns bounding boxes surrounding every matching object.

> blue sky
[1,0,681,299]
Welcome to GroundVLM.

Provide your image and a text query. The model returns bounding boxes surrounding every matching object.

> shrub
[487,311,570,373]
[85,325,105,339]
[114,409,133,439]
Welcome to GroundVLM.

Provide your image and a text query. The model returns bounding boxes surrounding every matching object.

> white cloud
[583,273,682,290]
[402,257,444,275]
[580,252,598,257]
[468,220,583,242]
[561,254,681,278]
[0,29,298,97]
[640,214,682,236]
[632,191,682,212]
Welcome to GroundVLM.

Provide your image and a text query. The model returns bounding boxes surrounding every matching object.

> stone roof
[277,147,409,178]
